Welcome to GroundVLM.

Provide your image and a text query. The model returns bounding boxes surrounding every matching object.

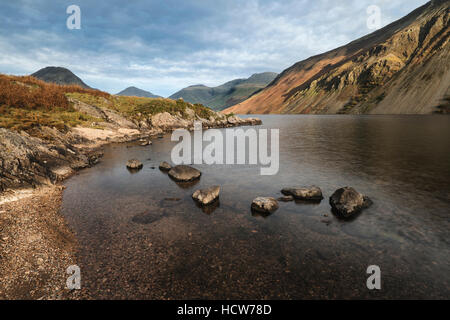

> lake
[61,115,450,299]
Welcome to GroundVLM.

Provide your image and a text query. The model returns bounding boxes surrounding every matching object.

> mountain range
[169,72,278,110]
[116,86,161,98]
[225,0,450,115]
[30,67,276,110]
[29,1,449,116]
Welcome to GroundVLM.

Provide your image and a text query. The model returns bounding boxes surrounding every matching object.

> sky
[0,0,429,97]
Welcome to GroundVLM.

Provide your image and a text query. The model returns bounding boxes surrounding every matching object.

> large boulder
[168,165,201,182]
[329,187,372,218]
[281,186,323,201]
[251,197,279,214]
[0,128,90,192]
[192,186,220,206]
[151,112,190,130]
[126,159,143,170]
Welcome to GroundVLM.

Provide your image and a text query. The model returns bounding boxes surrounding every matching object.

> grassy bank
[0,73,216,133]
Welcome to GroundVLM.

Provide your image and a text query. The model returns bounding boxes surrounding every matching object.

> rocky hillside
[116,86,161,98]
[0,74,261,193]
[170,72,278,111]
[225,1,450,115]
[31,66,91,89]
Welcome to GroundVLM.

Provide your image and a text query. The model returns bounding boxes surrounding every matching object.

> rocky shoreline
[0,185,80,299]
[0,100,261,299]
[0,99,261,194]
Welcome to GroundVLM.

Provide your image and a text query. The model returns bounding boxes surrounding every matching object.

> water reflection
[194,199,220,215]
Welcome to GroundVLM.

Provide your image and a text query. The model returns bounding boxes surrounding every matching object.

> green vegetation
[0,105,103,131]
[0,73,217,134]
[66,93,216,121]
[0,74,107,131]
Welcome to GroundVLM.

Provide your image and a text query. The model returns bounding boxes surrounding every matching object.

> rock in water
[281,186,323,201]
[126,159,143,170]
[329,187,372,218]
[192,186,220,206]
[159,161,172,171]
[140,140,152,146]
[168,165,201,182]
[251,197,279,214]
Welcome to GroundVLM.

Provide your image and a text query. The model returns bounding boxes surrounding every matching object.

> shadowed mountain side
[31,66,91,89]
[169,72,278,110]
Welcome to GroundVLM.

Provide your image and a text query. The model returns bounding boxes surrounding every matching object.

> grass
[0,105,104,131]
[0,74,108,132]
[0,74,109,111]
[0,73,217,133]
[66,93,216,121]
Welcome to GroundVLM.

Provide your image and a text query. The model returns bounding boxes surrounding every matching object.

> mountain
[31,66,91,89]
[116,86,161,98]
[169,72,278,110]
[225,1,450,115]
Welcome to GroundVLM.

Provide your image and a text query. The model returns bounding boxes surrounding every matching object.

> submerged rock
[281,186,323,201]
[192,186,220,206]
[132,212,163,225]
[126,159,143,170]
[168,165,201,182]
[251,197,279,214]
[159,161,172,171]
[329,187,372,218]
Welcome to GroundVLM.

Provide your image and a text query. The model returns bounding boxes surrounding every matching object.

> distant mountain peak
[116,86,161,98]
[31,66,91,88]
[187,84,207,88]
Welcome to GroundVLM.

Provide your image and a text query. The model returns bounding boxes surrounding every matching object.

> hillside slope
[116,86,161,98]
[31,66,91,89]
[0,73,260,191]
[170,72,277,110]
[225,1,450,115]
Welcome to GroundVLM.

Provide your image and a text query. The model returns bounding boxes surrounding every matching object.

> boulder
[329,187,372,218]
[281,186,323,201]
[251,197,279,214]
[159,161,172,171]
[151,112,179,130]
[168,165,201,182]
[126,159,143,170]
[192,186,220,206]
[0,128,91,192]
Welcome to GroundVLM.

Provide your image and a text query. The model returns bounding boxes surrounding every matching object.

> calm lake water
[61,115,450,299]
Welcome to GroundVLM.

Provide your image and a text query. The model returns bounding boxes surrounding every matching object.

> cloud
[0,0,430,96]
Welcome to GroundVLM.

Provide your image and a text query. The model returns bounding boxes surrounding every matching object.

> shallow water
[62,115,450,299]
